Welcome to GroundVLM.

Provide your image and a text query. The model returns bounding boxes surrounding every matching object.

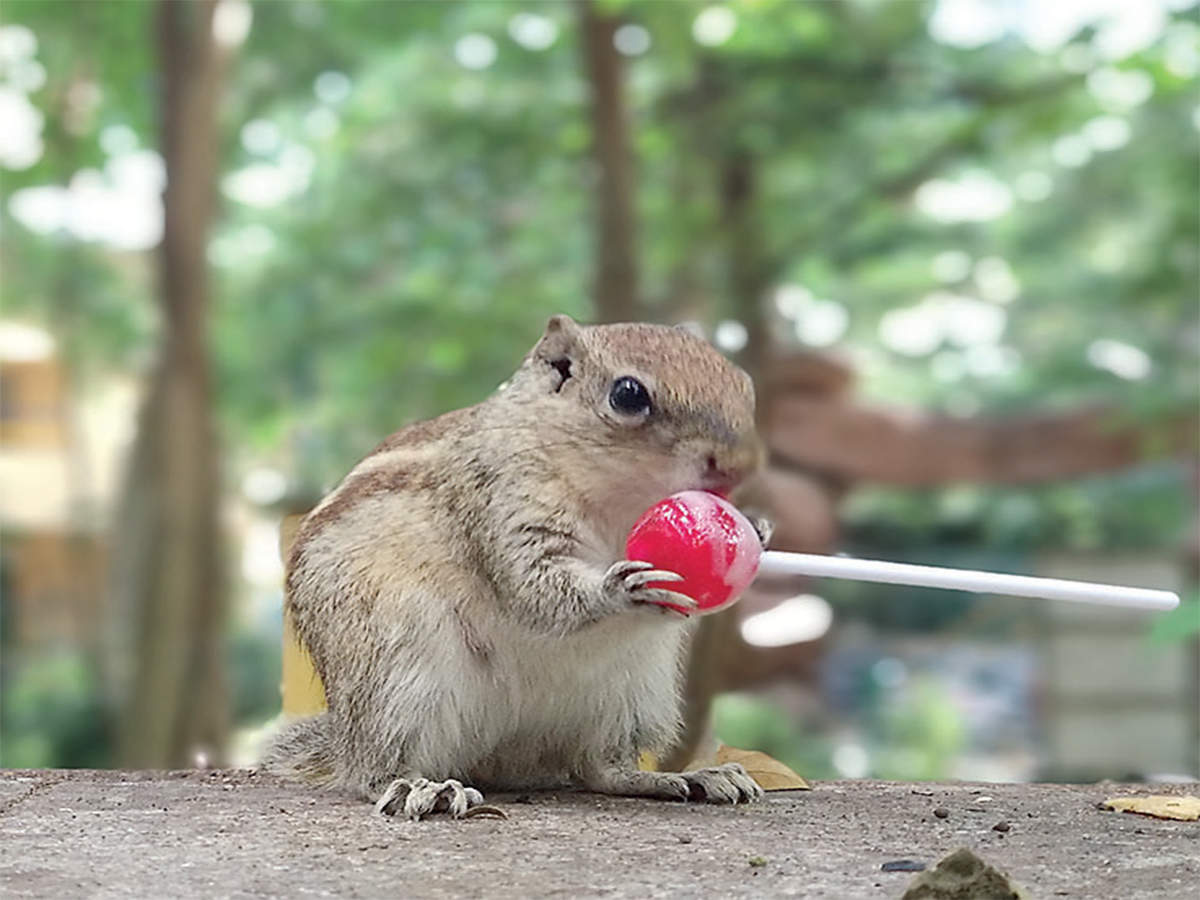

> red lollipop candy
[625,490,762,615]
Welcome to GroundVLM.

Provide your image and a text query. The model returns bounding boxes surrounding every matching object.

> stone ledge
[0,770,1196,898]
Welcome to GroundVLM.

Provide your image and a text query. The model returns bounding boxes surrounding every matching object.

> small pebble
[992,820,1011,833]
[678,836,693,844]
[934,807,950,819]
[882,859,927,872]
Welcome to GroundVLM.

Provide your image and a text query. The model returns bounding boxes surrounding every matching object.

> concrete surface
[0,769,1197,898]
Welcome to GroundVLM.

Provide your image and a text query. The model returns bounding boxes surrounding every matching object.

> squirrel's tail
[260,713,338,787]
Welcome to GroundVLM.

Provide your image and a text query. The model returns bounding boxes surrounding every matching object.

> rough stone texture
[0,770,1197,898]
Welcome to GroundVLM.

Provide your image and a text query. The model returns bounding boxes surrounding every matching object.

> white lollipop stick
[757,550,1179,611]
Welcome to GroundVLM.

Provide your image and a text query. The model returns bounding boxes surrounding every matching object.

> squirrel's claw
[748,514,773,548]
[623,568,684,588]
[375,777,485,821]
[638,589,699,614]
[582,762,762,804]
[605,559,655,579]
[680,762,764,803]
[603,560,696,614]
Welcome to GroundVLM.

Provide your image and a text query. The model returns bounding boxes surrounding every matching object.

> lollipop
[625,491,1179,616]
[625,490,762,615]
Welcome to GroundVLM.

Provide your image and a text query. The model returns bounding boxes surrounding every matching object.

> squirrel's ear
[531,314,583,363]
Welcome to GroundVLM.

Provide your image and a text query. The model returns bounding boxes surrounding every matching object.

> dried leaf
[716,745,811,791]
[462,805,508,820]
[1101,795,1200,821]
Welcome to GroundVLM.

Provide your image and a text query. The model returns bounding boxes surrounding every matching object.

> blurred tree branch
[768,394,1200,487]
[578,0,641,322]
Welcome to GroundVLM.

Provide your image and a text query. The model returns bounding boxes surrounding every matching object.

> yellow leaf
[282,608,327,716]
[717,745,811,791]
[1101,795,1200,821]
[277,512,329,716]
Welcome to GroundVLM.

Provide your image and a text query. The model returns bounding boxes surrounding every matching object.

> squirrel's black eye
[609,376,652,416]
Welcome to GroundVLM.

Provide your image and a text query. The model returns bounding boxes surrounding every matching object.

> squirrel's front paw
[748,514,773,548]
[375,777,484,820]
[602,559,697,615]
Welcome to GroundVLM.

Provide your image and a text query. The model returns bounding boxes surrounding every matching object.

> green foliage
[6,2,1196,470]
[832,652,973,782]
[843,465,1190,553]
[229,625,282,725]
[1149,588,1200,646]
[211,1,597,479]
[0,653,113,769]
[713,682,966,781]
[869,676,967,781]
[713,692,835,780]
[6,1,1195,496]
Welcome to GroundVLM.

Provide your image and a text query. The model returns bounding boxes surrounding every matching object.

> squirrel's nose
[703,438,762,494]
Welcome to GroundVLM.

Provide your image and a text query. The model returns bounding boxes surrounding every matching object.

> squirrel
[262,315,767,819]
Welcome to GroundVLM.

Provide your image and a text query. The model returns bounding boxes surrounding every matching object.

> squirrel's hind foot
[584,762,763,804]
[375,777,485,820]
[679,763,764,804]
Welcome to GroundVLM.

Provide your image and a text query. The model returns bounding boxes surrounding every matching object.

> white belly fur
[389,602,689,786]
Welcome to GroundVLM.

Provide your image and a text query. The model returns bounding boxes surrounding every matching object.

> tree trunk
[578,0,640,323]
[664,148,796,769]
[719,150,774,385]
[112,0,229,768]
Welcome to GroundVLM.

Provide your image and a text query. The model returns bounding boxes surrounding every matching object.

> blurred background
[0,0,1197,782]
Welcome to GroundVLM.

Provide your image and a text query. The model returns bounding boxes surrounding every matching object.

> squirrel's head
[506,315,762,498]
